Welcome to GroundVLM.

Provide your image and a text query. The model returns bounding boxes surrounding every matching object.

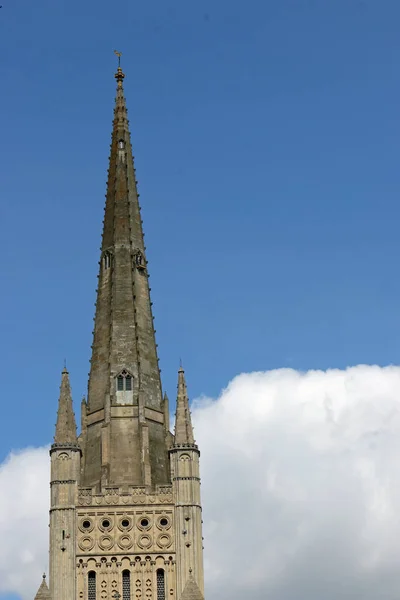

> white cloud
[0,447,49,599]
[3,366,400,599]
[194,365,400,600]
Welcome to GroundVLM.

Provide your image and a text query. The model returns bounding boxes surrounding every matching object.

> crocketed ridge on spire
[34,574,51,600]
[54,368,77,444]
[174,366,195,445]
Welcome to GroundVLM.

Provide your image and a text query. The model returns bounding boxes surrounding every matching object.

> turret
[170,367,204,599]
[34,574,51,600]
[49,368,81,600]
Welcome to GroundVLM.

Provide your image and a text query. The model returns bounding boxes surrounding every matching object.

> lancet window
[88,571,96,600]
[122,570,131,600]
[156,569,165,600]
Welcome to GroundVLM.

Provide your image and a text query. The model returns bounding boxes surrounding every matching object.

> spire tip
[114,50,125,85]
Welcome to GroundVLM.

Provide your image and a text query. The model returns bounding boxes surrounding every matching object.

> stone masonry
[34,63,205,600]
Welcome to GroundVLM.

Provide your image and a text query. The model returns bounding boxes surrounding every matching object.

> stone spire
[34,574,51,600]
[174,366,195,445]
[87,60,161,415]
[80,60,168,487]
[54,368,77,444]
[180,575,204,600]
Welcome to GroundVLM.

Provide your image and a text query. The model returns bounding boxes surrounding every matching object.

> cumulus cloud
[3,366,400,600]
[195,366,400,600]
[0,447,49,599]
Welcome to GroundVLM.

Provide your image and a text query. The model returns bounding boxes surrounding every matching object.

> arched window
[118,139,125,149]
[88,571,96,600]
[156,569,165,600]
[122,570,131,600]
[116,370,133,392]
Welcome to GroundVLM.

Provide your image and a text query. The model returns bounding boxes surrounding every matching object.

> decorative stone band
[50,480,77,485]
[172,477,200,482]
[50,443,81,453]
[170,443,198,449]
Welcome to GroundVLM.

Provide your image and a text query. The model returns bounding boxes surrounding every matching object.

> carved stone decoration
[135,578,142,600]
[118,534,134,550]
[137,534,152,550]
[156,533,172,549]
[98,535,114,551]
[78,536,95,552]
[134,249,146,271]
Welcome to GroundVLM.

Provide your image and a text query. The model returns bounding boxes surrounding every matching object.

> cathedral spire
[174,366,195,446]
[81,60,167,487]
[54,367,77,444]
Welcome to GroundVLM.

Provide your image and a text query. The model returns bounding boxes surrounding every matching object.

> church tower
[41,60,205,600]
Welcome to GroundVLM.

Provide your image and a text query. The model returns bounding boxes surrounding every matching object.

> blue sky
[1,0,400,461]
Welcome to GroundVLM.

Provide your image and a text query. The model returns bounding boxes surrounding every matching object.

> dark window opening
[156,569,165,600]
[140,518,149,528]
[116,371,133,392]
[102,519,110,529]
[159,518,168,527]
[88,571,96,600]
[122,570,131,600]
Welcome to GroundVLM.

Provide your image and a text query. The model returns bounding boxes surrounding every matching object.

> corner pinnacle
[174,366,195,445]
[54,368,77,445]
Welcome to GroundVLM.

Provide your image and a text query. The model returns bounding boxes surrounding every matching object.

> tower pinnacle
[54,367,77,445]
[174,366,195,446]
[34,574,51,600]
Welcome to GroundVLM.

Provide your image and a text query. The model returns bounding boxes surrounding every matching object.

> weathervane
[114,50,122,68]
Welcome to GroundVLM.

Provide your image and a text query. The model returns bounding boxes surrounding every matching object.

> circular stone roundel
[137,534,152,550]
[79,536,95,552]
[98,535,114,551]
[118,534,134,550]
[79,518,94,533]
[156,534,172,549]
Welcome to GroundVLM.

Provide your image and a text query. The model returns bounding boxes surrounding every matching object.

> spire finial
[114,49,122,68]
[114,50,125,86]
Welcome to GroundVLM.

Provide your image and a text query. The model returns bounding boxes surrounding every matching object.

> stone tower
[40,62,205,600]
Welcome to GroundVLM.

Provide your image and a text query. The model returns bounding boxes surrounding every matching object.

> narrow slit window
[125,376,132,391]
[156,569,165,600]
[117,375,124,391]
[88,571,96,600]
[104,253,112,269]
[118,139,125,149]
[122,570,131,600]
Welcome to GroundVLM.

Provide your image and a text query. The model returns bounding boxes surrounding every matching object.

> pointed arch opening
[88,571,96,600]
[156,569,165,600]
[115,369,134,405]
